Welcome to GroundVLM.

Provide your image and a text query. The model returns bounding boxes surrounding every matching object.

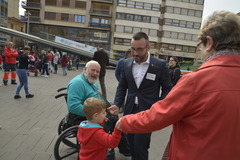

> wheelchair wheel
[54,126,79,160]
[58,117,65,135]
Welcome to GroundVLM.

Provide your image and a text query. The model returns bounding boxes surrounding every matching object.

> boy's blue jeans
[16,69,29,95]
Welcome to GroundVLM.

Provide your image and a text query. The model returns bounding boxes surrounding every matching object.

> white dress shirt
[132,52,150,104]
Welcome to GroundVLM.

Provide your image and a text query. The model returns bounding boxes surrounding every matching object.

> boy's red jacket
[77,120,122,160]
[4,47,18,64]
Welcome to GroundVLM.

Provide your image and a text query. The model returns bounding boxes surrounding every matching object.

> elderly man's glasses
[131,45,148,53]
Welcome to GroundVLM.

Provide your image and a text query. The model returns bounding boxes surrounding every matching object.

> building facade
[22,0,204,61]
[0,0,8,48]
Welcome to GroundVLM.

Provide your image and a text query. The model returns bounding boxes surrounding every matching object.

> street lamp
[26,11,31,34]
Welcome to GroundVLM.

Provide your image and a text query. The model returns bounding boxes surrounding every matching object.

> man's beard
[84,72,97,84]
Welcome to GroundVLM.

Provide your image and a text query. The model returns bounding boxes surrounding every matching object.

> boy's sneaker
[14,95,21,99]
[26,94,34,98]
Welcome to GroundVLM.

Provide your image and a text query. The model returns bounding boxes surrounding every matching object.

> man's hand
[116,118,122,131]
[108,105,120,116]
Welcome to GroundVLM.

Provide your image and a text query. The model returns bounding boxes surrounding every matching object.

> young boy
[77,97,122,160]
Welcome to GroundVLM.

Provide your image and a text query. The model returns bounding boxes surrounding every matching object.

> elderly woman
[114,11,240,160]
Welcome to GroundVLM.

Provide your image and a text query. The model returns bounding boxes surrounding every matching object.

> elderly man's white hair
[85,60,100,68]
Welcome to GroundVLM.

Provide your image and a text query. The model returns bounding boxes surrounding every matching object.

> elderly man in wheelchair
[55,60,130,160]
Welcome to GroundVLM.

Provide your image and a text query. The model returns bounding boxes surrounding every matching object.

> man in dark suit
[109,32,172,160]
[93,44,109,99]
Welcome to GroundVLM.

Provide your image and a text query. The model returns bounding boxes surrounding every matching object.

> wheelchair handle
[57,87,67,92]
[55,93,67,99]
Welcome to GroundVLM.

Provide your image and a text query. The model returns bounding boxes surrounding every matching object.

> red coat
[77,121,122,160]
[4,47,18,64]
[120,55,240,160]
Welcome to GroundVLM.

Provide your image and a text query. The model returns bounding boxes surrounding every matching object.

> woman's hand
[108,105,120,116]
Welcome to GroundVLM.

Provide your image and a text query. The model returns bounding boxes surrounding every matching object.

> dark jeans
[42,63,49,75]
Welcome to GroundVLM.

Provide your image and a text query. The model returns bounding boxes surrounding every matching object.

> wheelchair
[53,88,117,160]
[54,87,83,160]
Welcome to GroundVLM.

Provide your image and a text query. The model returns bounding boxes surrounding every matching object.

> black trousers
[127,105,152,160]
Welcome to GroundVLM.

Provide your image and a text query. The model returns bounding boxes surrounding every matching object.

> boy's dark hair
[132,32,149,44]
[83,97,106,120]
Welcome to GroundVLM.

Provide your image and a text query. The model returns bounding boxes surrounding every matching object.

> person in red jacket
[114,11,240,160]
[2,42,19,85]
[77,97,122,160]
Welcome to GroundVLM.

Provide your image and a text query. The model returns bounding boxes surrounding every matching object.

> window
[149,29,157,36]
[144,3,151,10]
[181,8,188,15]
[179,20,186,27]
[185,34,192,40]
[125,26,132,33]
[178,33,185,39]
[45,12,56,20]
[169,44,175,50]
[74,15,85,23]
[188,9,195,16]
[172,19,179,26]
[186,21,193,28]
[133,27,141,34]
[127,1,134,7]
[189,47,196,53]
[166,6,173,13]
[117,13,125,19]
[192,35,198,41]
[118,0,126,6]
[176,45,182,51]
[134,15,141,21]
[182,46,189,52]
[142,28,149,34]
[114,38,122,45]
[123,39,130,45]
[75,1,86,9]
[45,0,57,6]
[190,0,197,3]
[62,0,70,7]
[152,4,160,11]
[126,14,134,20]
[194,22,201,29]
[61,13,69,21]
[165,19,172,25]
[136,2,143,9]
[195,10,202,17]
[174,7,181,14]
[116,25,124,32]
[101,19,109,24]
[164,31,171,38]
[142,16,150,23]
[151,17,159,24]
[197,0,204,5]
[171,32,178,38]
[92,18,99,23]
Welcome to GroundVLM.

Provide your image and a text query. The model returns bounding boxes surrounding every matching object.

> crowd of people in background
[0,44,83,87]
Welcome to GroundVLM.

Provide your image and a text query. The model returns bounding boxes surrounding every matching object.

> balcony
[89,8,112,17]
[92,0,113,4]
[21,1,41,10]
[89,22,111,30]
[20,16,41,23]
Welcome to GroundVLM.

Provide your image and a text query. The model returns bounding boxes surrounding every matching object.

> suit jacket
[93,49,109,77]
[114,56,172,115]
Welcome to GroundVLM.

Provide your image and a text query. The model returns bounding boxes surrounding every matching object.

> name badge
[146,73,156,81]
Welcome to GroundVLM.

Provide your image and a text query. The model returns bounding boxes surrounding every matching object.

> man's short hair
[132,32,149,43]
[96,44,103,48]
[83,97,106,120]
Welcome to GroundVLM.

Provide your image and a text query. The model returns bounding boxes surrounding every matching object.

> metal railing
[89,8,112,16]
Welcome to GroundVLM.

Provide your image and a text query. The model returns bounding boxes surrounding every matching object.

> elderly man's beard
[83,72,98,84]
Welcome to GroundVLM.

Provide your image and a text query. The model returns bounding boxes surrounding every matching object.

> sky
[19,0,240,22]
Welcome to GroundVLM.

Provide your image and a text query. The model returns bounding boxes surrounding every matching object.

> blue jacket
[114,56,172,115]
[67,74,100,116]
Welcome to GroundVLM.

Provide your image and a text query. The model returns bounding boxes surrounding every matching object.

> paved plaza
[0,67,171,160]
